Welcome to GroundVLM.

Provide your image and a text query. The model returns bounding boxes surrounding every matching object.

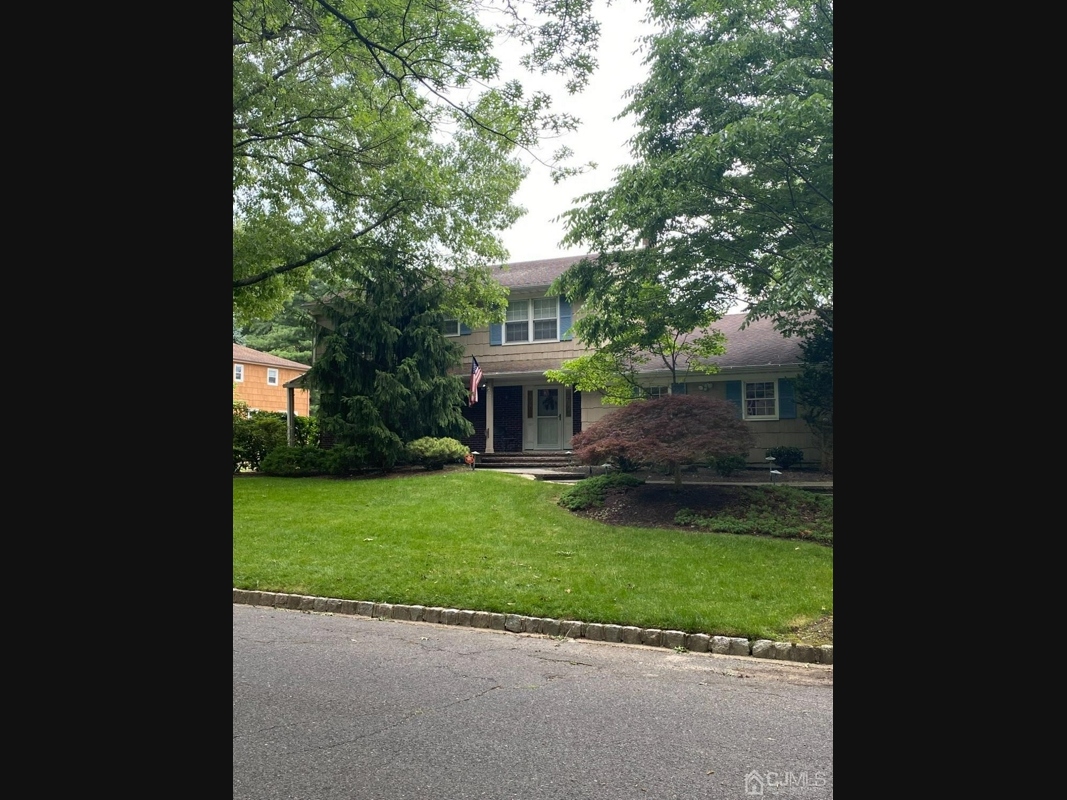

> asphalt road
[234,605,833,799]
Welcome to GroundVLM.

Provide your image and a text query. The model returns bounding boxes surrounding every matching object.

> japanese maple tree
[570,394,755,489]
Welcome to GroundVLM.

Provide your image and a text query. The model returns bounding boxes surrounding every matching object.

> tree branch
[233,200,407,288]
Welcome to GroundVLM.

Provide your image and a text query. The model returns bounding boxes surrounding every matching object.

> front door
[535,387,561,449]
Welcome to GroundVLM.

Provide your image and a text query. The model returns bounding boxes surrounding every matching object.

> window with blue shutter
[490,323,502,346]
[727,379,791,420]
[725,381,743,417]
[559,298,574,341]
[778,378,796,419]
[460,323,471,335]
[670,383,687,395]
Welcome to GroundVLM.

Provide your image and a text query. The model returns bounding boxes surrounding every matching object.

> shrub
[405,437,469,470]
[557,473,645,511]
[233,409,319,472]
[260,446,327,477]
[675,486,833,544]
[233,412,287,471]
[570,395,755,489]
[765,446,805,470]
[290,415,319,447]
[322,445,370,476]
[710,454,748,477]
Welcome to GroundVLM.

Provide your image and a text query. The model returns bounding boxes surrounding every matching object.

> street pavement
[234,605,833,799]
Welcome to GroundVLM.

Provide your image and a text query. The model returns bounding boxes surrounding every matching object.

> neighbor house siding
[233,362,311,416]
[232,356,311,420]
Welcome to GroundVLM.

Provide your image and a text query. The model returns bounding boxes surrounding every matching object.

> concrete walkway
[482,465,833,489]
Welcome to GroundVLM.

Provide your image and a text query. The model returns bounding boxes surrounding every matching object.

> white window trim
[234,364,244,382]
[443,318,460,337]
[267,368,279,386]
[743,380,779,421]
[503,297,559,345]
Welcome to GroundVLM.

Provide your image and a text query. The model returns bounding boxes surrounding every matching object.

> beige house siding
[233,362,311,416]
[691,376,817,461]
[461,329,588,374]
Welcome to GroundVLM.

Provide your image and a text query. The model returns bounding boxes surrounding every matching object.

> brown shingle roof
[698,314,803,370]
[232,344,310,371]
[490,255,596,289]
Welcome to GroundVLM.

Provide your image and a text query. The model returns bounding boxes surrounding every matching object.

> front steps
[475,451,589,481]
[476,451,574,469]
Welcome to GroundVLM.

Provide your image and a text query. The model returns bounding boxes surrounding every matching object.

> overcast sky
[495,1,652,262]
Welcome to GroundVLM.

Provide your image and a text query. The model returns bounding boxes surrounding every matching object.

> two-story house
[451,256,821,466]
[233,343,311,417]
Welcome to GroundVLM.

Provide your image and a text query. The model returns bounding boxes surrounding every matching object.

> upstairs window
[504,298,558,343]
[234,364,244,382]
[442,318,460,336]
[505,301,529,342]
[267,368,279,386]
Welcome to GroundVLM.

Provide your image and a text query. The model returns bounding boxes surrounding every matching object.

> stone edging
[232,589,833,666]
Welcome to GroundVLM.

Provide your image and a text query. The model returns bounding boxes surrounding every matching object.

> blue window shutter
[559,298,574,341]
[778,378,796,419]
[460,323,471,335]
[670,383,687,395]
[725,380,742,417]
[490,323,502,346]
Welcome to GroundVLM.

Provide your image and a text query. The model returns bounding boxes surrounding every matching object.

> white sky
[495,1,652,262]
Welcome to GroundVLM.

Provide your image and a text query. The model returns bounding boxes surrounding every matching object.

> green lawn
[233,470,833,642]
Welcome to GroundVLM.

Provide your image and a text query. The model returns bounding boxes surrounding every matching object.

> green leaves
[561,0,833,331]
[547,251,729,400]
[233,0,605,322]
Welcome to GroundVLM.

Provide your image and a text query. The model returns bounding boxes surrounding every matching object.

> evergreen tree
[795,309,832,471]
[240,288,321,366]
[305,256,473,469]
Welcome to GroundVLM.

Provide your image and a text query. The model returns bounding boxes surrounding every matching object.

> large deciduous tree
[559,0,833,332]
[570,394,755,489]
[233,0,603,322]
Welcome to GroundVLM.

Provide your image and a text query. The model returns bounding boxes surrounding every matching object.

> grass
[233,470,833,642]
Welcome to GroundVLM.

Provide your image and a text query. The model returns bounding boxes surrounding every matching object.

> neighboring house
[447,255,820,466]
[232,344,311,417]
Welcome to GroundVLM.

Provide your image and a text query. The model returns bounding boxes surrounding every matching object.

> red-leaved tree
[570,395,756,489]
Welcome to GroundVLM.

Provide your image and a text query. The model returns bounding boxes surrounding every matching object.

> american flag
[470,356,483,406]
